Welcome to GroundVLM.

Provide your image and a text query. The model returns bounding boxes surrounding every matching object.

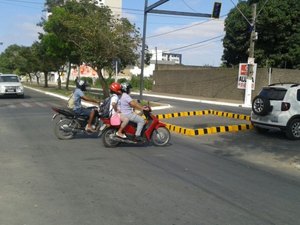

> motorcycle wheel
[102,127,120,148]
[151,127,170,146]
[54,118,76,140]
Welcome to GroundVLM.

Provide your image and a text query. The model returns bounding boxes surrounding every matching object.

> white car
[0,74,24,97]
[251,83,300,140]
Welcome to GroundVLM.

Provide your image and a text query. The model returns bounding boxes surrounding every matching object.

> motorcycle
[100,107,171,147]
[51,106,104,139]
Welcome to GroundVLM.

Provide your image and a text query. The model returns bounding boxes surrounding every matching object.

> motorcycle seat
[53,107,88,119]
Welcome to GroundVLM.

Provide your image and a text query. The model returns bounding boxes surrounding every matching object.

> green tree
[50,0,140,97]
[0,45,29,74]
[31,40,65,88]
[42,1,81,90]
[222,0,300,69]
[222,2,250,67]
[45,0,65,11]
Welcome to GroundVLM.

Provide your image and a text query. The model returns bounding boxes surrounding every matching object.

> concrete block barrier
[156,110,253,136]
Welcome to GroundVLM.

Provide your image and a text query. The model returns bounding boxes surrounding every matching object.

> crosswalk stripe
[4,102,64,109]
[20,102,31,107]
[35,102,48,107]
[51,103,63,107]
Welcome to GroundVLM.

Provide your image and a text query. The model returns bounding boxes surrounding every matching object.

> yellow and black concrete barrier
[156,110,253,136]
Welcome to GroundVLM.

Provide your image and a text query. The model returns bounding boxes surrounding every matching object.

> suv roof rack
[269,83,300,87]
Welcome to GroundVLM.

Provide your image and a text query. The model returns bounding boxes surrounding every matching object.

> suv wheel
[286,118,300,140]
[252,95,271,116]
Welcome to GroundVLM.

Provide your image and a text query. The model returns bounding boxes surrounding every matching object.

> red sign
[237,63,257,90]
[240,64,248,75]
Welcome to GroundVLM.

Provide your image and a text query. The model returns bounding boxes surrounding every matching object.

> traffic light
[212,2,222,19]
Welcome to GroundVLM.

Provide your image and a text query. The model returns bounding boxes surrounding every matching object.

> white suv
[251,83,300,140]
[0,74,24,97]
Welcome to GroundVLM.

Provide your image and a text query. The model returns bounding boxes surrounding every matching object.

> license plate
[6,89,15,93]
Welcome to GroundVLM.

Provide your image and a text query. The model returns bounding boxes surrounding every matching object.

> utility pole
[155,46,158,69]
[115,60,118,82]
[139,0,150,99]
[244,3,257,107]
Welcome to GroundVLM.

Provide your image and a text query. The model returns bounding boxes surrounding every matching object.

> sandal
[85,125,96,133]
[116,132,127,139]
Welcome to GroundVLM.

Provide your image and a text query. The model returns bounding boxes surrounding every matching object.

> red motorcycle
[100,107,171,147]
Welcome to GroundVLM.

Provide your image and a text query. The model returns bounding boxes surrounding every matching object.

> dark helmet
[121,82,132,94]
[109,82,122,94]
[76,79,87,91]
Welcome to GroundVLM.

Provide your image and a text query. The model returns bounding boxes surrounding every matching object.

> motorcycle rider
[119,82,149,141]
[109,82,129,139]
[73,78,99,132]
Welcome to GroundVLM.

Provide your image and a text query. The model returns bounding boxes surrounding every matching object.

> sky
[0,0,242,66]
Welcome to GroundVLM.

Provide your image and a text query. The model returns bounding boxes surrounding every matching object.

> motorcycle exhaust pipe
[60,125,83,133]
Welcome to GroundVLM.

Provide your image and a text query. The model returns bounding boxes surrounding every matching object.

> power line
[0,0,43,5]
[171,37,223,53]
[257,0,270,17]
[147,20,210,39]
[167,35,224,52]
[181,0,197,12]
[147,14,226,39]
[229,0,251,25]
[0,0,43,9]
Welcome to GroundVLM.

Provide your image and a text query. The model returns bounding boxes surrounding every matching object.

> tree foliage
[222,0,300,69]
[43,0,141,97]
[0,45,29,74]
[0,0,142,93]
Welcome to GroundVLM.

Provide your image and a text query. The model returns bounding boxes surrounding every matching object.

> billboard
[237,63,257,90]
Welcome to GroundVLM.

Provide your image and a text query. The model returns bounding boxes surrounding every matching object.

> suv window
[297,89,300,101]
[0,76,20,82]
[259,88,287,100]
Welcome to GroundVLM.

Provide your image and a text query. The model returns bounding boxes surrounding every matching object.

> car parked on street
[0,74,24,97]
[251,83,300,140]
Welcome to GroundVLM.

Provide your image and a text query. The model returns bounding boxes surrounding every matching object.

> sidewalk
[140,90,249,108]
[25,84,249,109]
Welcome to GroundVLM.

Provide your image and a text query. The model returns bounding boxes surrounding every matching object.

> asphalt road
[0,88,300,225]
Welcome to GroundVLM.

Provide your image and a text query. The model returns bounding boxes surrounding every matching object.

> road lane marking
[35,102,48,107]
[20,102,31,107]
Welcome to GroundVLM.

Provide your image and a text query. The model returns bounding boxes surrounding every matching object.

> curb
[135,92,250,108]
[24,85,171,110]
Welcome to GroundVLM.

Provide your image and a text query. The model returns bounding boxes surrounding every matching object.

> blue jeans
[123,113,145,136]
[74,107,93,117]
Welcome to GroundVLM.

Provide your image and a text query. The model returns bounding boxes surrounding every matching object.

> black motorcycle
[51,106,103,139]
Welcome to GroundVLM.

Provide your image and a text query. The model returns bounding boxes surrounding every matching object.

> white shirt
[109,94,119,116]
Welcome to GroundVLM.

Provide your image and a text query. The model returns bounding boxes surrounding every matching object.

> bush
[130,75,153,90]
[117,78,128,84]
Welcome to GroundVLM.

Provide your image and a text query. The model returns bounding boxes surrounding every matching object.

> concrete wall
[152,65,300,102]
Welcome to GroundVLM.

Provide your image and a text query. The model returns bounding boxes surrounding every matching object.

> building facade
[93,0,122,16]
[130,49,182,77]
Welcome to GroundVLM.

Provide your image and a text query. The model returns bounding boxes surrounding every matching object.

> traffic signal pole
[244,3,257,107]
[139,1,221,99]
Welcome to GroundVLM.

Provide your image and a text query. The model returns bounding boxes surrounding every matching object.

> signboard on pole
[237,63,257,90]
